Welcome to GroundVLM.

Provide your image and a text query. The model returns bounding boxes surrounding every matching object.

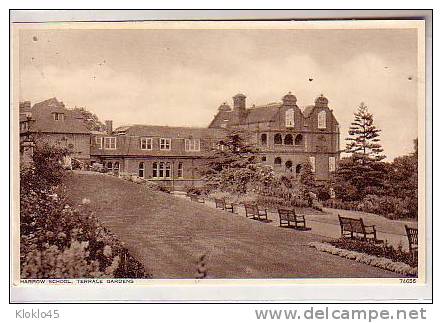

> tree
[384,139,418,217]
[346,102,386,163]
[73,107,105,131]
[298,161,317,206]
[333,103,387,200]
[199,129,261,194]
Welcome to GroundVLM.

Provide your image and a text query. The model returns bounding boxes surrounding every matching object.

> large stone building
[19,91,340,188]
[209,92,340,181]
[19,98,91,163]
[89,124,226,189]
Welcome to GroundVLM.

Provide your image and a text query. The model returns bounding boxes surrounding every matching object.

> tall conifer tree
[333,103,386,200]
[346,102,385,163]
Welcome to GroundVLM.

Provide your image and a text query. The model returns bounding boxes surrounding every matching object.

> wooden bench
[214,198,234,213]
[338,215,378,242]
[189,194,205,204]
[243,203,268,221]
[405,225,418,261]
[277,207,306,229]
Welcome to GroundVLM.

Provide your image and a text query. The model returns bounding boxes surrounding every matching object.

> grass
[63,172,400,279]
[314,208,417,236]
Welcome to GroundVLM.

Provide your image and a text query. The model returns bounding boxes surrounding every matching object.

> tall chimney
[105,120,113,134]
[233,93,246,111]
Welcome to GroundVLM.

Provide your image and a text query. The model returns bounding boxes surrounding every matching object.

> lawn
[63,172,399,279]
[312,208,417,236]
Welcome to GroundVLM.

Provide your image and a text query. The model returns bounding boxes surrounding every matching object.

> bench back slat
[338,215,366,234]
[244,203,258,215]
[277,207,297,221]
[214,198,224,207]
[405,225,418,245]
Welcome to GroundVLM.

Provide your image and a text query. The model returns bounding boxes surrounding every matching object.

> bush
[184,185,210,196]
[143,181,171,194]
[309,241,417,276]
[324,194,415,219]
[328,238,417,268]
[91,162,104,172]
[20,144,149,278]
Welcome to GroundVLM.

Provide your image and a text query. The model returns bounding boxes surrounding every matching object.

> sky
[18,26,419,160]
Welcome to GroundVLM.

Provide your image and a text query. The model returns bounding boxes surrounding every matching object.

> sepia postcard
[10,11,432,303]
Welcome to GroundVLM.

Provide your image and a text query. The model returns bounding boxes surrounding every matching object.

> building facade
[90,124,226,190]
[20,91,340,188]
[208,92,340,181]
[19,98,91,164]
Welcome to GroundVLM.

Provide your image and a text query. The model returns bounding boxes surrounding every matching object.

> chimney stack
[105,120,113,134]
[233,93,246,111]
[232,93,247,125]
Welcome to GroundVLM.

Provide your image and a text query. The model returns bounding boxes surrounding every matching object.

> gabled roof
[302,105,315,118]
[208,110,232,128]
[24,98,90,134]
[114,124,227,139]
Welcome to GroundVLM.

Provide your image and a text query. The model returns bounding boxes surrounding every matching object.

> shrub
[20,144,149,278]
[328,238,417,268]
[91,162,104,173]
[309,241,417,276]
[184,185,210,196]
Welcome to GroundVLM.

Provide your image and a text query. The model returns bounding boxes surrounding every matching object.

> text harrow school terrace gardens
[20,91,340,189]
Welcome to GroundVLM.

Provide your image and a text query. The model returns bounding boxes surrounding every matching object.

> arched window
[177,162,183,178]
[138,162,144,178]
[285,160,293,171]
[153,162,158,178]
[295,134,303,145]
[284,134,293,145]
[318,110,327,129]
[295,164,302,174]
[274,157,282,166]
[261,133,267,145]
[274,133,282,145]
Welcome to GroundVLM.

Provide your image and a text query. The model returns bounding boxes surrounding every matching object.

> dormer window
[53,112,65,121]
[141,137,153,150]
[160,138,171,150]
[185,139,200,152]
[285,108,294,128]
[318,111,326,129]
[104,137,116,150]
[95,137,103,149]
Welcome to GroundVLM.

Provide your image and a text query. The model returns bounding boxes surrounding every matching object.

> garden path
[196,199,414,251]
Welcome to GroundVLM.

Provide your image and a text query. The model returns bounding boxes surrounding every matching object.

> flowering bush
[309,241,417,276]
[20,144,149,278]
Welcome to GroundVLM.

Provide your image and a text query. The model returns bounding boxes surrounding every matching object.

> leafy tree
[199,129,260,194]
[73,107,105,131]
[298,161,317,205]
[384,139,418,217]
